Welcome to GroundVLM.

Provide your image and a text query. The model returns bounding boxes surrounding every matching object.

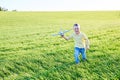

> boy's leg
[74,47,80,64]
[80,48,86,60]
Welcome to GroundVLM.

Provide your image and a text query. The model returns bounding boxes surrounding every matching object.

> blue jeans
[74,47,86,64]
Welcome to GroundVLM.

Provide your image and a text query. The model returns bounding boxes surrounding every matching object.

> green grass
[0,11,120,80]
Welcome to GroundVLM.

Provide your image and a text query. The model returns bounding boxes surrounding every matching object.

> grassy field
[0,11,120,80]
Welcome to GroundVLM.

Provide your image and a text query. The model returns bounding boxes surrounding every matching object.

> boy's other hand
[86,46,90,50]
[61,34,64,37]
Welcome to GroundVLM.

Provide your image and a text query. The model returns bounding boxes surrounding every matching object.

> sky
[0,0,120,11]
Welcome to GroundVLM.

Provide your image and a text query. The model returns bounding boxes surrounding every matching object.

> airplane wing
[52,28,72,37]
[63,29,71,33]
[52,33,60,36]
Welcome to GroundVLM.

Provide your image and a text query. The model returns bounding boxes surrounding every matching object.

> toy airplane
[52,28,72,36]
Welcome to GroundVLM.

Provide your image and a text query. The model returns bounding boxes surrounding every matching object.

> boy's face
[73,26,80,34]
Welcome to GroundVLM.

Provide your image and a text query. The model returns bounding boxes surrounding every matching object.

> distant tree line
[0,6,17,11]
[0,6,8,11]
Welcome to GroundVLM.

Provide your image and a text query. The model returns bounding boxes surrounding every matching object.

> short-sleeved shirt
[69,32,88,48]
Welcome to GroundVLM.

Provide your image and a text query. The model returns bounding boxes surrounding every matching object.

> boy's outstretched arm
[61,35,70,41]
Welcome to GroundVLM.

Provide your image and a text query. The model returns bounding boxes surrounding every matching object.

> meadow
[0,11,120,80]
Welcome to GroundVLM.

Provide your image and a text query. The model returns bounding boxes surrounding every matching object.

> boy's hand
[61,35,69,40]
[86,47,89,50]
[86,46,90,50]
[60,33,64,37]
[61,34,64,37]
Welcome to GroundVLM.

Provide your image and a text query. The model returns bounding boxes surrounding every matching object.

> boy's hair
[73,23,80,28]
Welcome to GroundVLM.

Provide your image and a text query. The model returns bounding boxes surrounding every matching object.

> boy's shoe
[75,61,80,64]
[83,59,88,62]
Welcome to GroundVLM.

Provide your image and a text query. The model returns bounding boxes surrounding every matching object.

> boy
[61,24,90,64]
